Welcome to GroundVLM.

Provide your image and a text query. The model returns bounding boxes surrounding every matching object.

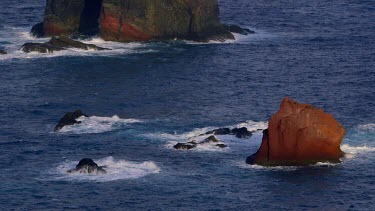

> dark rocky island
[68,158,107,174]
[247,98,346,166]
[31,0,252,42]
[54,110,88,131]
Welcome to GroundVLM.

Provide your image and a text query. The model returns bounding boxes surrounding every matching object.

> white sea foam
[51,157,160,182]
[357,123,375,132]
[146,120,267,141]
[58,115,142,134]
[0,27,156,61]
[145,120,267,152]
[164,140,229,152]
[236,161,298,171]
[236,160,339,171]
[341,144,375,159]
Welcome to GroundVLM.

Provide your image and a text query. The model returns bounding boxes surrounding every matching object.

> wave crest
[58,115,142,134]
[51,157,160,182]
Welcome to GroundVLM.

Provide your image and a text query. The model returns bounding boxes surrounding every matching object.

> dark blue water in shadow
[0,0,374,210]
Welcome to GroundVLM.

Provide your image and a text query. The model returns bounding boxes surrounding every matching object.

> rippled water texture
[0,0,374,210]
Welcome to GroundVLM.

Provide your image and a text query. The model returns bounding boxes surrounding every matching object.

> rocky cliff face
[40,0,102,36]
[33,0,236,42]
[247,98,346,166]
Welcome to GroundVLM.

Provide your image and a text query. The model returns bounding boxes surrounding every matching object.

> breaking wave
[58,115,142,134]
[357,123,375,133]
[145,120,267,152]
[341,144,375,159]
[0,27,157,61]
[50,157,160,182]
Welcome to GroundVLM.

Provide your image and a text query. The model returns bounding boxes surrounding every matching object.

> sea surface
[0,0,374,210]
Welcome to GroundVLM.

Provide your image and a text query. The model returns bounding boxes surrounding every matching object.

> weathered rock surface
[68,158,107,174]
[21,43,65,53]
[246,98,346,166]
[42,0,102,36]
[173,135,227,150]
[204,127,252,138]
[22,36,108,53]
[54,109,88,131]
[32,0,250,42]
[0,50,7,54]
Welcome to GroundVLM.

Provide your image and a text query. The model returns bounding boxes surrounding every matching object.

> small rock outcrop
[31,0,252,42]
[0,50,7,54]
[225,25,255,35]
[68,158,107,174]
[173,135,227,150]
[204,127,252,138]
[54,109,88,131]
[246,98,346,166]
[22,36,109,53]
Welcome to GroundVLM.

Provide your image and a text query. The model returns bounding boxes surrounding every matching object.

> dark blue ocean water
[0,0,374,210]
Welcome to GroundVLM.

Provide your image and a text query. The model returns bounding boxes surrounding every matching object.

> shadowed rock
[225,25,255,35]
[173,142,197,150]
[173,135,227,150]
[22,36,109,53]
[246,98,346,166]
[231,127,252,138]
[30,22,44,38]
[54,109,88,131]
[31,0,253,42]
[0,50,7,54]
[204,127,252,139]
[68,158,106,174]
[21,43,65,53]
[48,36,108,50]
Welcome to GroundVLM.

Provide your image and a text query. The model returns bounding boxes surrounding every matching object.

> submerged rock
[54,109,88,132]
[21,43,65,53]
[32,0,250,42]
[21,36,109,53]
[246,98,346,166]
[0,50,7,54]
[225,25,254,35]
[68,158,106,174]
[173,141,197,150]
[173,135,227,150]
[204,127,252,138]
[47,36,108,50]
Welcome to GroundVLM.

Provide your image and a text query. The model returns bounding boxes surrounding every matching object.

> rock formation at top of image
[31,0,253,42]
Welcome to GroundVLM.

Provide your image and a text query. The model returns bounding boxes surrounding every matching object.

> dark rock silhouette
[225,25,255,35]
[68,158,106,174]
[22,36,109,53]
[173,135,227,150]
[30,22,44,38]
[204,127,252,138]
[247,98,346,166]
[32,0,252,42]
[54,109,88,132]
[0,50,7,54]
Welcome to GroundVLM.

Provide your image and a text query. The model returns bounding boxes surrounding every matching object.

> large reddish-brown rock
[247,98,346,166]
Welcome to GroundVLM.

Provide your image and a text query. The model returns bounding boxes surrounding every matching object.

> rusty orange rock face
[100,12,153,42]
[247,98,346,166]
